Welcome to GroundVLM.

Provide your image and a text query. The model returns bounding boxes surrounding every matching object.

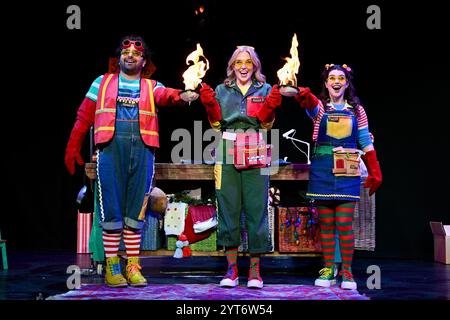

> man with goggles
[65,35,189,288]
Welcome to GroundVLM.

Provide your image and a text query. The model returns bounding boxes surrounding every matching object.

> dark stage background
[3,0,449,260]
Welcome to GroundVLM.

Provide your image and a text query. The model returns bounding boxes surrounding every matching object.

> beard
[119,60,144,76]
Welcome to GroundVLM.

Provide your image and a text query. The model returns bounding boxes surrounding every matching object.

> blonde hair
[224,46,266,85]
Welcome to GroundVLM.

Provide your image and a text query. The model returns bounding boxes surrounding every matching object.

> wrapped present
[141,212,164,250]
[77,211,92,254]
[190,230,217,251]
[164,202,188,235]
[278,207,321,253]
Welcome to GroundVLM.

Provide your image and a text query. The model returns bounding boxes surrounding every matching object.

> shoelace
[109,263,122,276]
[319,267,334,279]
[127,263,142,275]
[339,269,354,281]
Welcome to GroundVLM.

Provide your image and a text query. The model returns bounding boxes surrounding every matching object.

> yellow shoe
[126,257,147,287]
[105,256,128,288]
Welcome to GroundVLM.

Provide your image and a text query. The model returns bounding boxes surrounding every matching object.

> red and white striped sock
[103,230,122,258]
[124,228,142,258]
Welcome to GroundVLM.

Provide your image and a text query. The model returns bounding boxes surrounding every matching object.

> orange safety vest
[94,73,160,147]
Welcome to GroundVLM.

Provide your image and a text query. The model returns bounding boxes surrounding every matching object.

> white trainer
[247,278,263,289]
[220,277,239,287]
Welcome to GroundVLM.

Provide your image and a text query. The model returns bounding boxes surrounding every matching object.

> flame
[277,33,300,87]
[195,5,205,15]
[182,43,209,91]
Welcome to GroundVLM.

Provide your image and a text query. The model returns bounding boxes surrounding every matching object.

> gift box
[77,211,92,254]
[164,202,188,236]
[141,213,164,250]
[278,207,321,253]
[430,221,450,264]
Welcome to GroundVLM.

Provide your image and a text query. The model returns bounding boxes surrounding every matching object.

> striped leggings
[316,201,356,269]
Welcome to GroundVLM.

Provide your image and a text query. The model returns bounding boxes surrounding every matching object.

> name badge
[251,97,264,103]
[328,116,340,122]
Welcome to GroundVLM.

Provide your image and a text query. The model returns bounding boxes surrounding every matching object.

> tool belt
[226,131,271,170]
[315,145,362,177]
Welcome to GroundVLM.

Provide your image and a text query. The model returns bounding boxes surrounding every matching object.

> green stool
[0,230,7,270]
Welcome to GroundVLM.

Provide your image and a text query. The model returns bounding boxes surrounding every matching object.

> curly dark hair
[116,35,151,61]
[319,64,361,109]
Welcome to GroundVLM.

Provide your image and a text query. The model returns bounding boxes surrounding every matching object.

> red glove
[294,87,319,110]
[200,83,222,123]
[65,97,95,175]
[154,87,186,106]
[257,84,282,123]
[362,149,382,196]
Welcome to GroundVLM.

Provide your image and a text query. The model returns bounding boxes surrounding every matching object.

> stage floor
[1,250,449,300]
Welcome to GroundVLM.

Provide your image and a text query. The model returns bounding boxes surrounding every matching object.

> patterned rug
[48,283,369,300]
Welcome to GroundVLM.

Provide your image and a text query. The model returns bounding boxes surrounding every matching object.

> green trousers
[214,163,272,253]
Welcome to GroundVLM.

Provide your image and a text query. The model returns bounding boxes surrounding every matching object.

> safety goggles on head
[121,39,144,52]
[121,49,143,58]
[327,75,347,83]
[234,59,253,68]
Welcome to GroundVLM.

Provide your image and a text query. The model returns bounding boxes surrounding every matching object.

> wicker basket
[353,180,376,251]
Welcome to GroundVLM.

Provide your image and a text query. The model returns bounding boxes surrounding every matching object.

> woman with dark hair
[294,64,382,290]
[199,46,282,289]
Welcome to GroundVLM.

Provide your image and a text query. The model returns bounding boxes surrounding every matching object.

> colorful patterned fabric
[49,283,369,300]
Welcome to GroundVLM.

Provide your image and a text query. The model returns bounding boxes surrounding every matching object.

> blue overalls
[307,107,361,201]
[96,78,155,231]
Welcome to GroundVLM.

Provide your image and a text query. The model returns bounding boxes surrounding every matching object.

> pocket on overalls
[246,96,264,117]
[326,115,353,139]
[332,148,362,177]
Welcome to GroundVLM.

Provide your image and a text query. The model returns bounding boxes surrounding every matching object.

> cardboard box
[430,221,450,264]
